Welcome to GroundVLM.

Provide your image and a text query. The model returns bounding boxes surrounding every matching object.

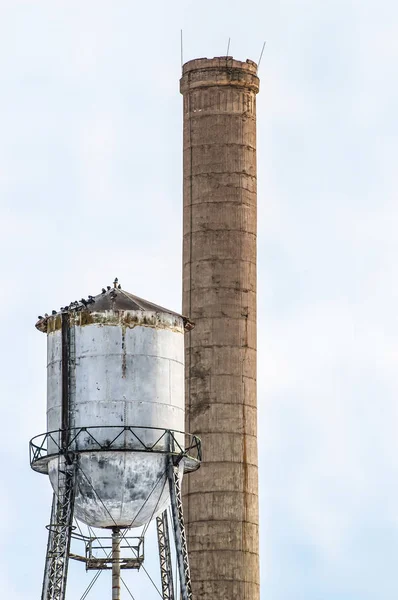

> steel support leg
[167,457,192,600]
[156,510,175,600]
[42,457,77,600]
[112,528,121,600]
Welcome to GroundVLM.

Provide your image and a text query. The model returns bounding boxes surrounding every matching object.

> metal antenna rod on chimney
[181,30,184,69]
[226,37,231,56]
[258,40,266,70]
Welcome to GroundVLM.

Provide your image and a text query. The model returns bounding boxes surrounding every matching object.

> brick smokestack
[181,57,260,599]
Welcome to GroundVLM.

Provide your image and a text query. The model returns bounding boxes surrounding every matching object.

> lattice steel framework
[33,429,200,600]
[168,457,192,600]
[42,457,77,600]
[156,510,175,600]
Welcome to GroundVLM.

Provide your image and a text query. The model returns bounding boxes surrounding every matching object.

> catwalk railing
[30,425,202,474]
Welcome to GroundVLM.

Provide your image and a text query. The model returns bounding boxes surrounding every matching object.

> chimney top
[180,56,260,94]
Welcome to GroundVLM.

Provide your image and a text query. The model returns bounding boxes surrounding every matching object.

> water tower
[30,280,201,600]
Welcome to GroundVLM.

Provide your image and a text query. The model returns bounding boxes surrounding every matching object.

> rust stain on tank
[121,326,126,378]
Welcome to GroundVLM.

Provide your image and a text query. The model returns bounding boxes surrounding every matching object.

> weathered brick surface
[181,57,260,600]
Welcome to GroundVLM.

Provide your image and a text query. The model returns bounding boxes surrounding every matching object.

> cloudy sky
[1,0,397,598]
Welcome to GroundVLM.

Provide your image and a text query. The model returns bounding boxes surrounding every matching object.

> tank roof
[36,280,194,333]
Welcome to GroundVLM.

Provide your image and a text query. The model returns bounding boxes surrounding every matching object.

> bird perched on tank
[38,316,43,320]
[102,288,106,294]
[81,298,88,306]
[44,313,49,318]
[52,310,57,315]
[107,286,111,291]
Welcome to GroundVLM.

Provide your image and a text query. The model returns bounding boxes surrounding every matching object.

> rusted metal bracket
[167,457,192,600]
[42,457,77,600]
[156,510,175,600]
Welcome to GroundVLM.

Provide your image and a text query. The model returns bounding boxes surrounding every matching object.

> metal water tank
[34,283,194,528]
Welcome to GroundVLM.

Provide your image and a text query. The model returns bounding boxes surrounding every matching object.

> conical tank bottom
[48,453,182,528]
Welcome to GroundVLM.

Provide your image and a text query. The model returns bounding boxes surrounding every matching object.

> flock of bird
[37,278,122,321]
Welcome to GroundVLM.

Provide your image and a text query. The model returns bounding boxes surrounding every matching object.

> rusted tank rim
[39,310,188,335]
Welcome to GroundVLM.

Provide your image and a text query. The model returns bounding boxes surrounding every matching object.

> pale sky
[1,0,398,598]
